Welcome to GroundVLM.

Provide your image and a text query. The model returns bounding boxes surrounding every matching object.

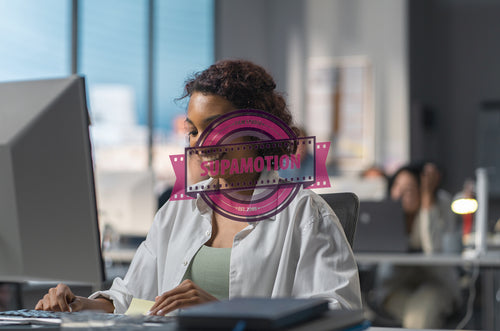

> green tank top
[182,245,232,300]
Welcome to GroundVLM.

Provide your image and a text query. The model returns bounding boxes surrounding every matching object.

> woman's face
[390,170,421,215]
[185,92,258,184]
[185,92,235,147]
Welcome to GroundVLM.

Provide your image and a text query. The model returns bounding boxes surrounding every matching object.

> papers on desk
[0,316,61,325]
[125,297,156,316]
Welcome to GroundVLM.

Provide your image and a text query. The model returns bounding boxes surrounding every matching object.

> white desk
[355,252,500,267]
[105,245,500,266]
[102,249,500,329]
[0,323,427,331]
[105,249,500,267]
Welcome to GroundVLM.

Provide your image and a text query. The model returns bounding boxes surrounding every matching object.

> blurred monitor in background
[95,170,156,239]
[312,175,387,201]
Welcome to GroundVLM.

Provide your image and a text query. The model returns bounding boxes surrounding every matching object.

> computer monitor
[0,76,105,286]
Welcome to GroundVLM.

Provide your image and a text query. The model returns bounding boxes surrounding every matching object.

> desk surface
[104,248,500,267]
[0,326,441,331]
[355,252,500,267]
[0,324,434,331]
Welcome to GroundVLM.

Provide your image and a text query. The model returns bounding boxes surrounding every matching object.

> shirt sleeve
[88,207,163,315]
[291,198,362,310]
[89,240,158,314]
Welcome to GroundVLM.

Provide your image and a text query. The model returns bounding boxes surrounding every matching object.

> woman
[35,60,362,315]
[375,162,460,328]
[388,162,458,253]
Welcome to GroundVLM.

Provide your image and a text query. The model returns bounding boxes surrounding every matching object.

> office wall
[215,0,409,173]
[410,0,500,195]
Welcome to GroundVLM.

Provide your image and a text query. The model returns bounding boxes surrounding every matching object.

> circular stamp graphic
[169,109,331,222]
[187,109,300,222]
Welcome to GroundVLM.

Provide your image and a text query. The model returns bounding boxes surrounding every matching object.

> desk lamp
[451,179,477,236]
[453,168,489,258]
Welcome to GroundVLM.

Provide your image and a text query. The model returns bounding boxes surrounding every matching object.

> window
[79,0,149,170]
[153,0,214,184]
[0,0,214,236]
[0,0,70,81]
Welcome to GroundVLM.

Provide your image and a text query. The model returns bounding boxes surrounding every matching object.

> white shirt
[409,190,459,254]
[91,172,362,313]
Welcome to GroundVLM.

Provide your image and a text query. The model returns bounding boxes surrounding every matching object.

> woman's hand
[148,279,218,316]
[420,163,441,209]
[34,283,81,312]
[34,283,114,313]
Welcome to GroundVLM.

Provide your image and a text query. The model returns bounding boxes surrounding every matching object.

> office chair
[320,193,399,326]
[319,192,359,248]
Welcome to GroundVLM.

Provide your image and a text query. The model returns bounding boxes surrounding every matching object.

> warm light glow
[451,198,478,214]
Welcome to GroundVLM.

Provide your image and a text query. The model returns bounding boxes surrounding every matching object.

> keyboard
[0,309,174,326]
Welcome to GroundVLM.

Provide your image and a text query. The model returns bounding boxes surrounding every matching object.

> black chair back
[320,192,360,248]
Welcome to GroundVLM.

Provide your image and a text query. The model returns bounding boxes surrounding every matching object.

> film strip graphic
[169,138,331,201]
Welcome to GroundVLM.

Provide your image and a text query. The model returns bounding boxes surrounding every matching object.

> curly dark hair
[182,59,298,135]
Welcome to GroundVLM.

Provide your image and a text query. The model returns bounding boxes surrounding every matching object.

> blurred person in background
[373,162,461,328]
[389,162,459,253]
[360,165,387,181]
